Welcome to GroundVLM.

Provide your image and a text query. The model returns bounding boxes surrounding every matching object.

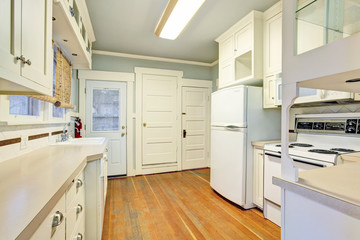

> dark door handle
[183,129,187,138]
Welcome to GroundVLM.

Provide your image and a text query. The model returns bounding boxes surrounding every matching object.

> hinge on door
[84,88,86,94]
[84,124,86,130]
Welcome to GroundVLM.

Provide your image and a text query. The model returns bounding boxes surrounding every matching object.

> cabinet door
[253,148,264,209]
[263,75,276,108]
[219,35,234,62]
[264,12,282,76]
[21,0,51,87]
[218,58,234,88]
[0,0,20,74]
[234,23,252,57]
[30,194,66,240]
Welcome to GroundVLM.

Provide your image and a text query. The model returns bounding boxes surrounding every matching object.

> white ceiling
[86,0,279,63]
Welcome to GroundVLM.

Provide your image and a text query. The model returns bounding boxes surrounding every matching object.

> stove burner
[330,148,355,152]
[275,144,294,148]
[308,149,338,154]
[290,143,314,147]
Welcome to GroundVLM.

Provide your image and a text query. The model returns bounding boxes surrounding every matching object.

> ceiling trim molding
[92,50,218,67]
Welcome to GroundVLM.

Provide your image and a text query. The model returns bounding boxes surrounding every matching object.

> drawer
[70,214,85,240]
[66,186,85,240]
[66,170,85,208]
[30,194,66,240]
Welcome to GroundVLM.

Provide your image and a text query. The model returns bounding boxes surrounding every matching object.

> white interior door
[182,87,210,170]
[142,74,178,166]
[86,80,127,176]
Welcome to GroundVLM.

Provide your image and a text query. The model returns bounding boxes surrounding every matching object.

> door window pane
[92,89,120,131]
[9,96,41,116]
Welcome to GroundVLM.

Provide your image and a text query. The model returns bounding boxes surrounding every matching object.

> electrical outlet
[20,135,28,150]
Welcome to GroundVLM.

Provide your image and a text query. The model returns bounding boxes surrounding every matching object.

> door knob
[122,126,126,129]
[121,132,126,137]
[143,123,147,127]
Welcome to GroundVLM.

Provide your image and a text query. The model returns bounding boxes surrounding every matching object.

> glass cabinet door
[296,0,360,55]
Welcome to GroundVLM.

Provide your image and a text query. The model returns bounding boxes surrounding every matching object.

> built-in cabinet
[0,0,53,95]
[53,0,95,69]
[252,147,264,209]
[30,169,85,240]
[262,2,282,109]
[216,11,263,89]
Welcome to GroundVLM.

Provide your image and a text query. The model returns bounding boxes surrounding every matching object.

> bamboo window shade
[29,48,75,109]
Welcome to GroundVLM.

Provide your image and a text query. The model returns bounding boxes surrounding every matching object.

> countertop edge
[15,143,107,240]
[273,176,360,219]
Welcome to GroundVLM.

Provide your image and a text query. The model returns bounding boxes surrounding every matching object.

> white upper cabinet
[53,0,95,69]
[0,0,52,95]
[263,2,282,77]
[216,11,263,89]
[282,0,360,92]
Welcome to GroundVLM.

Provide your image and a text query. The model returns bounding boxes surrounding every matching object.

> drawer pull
[76,179,83,188]
[76,233,83,240]
[76,204,83,214]
[52,211,64,227]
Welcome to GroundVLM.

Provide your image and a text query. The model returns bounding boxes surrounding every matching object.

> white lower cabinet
[29,169,86,240]
[30,194,66,240]
[85,157,108,240]
[252,147,264,209]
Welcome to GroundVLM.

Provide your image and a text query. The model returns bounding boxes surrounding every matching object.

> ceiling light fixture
[154,0,206,40]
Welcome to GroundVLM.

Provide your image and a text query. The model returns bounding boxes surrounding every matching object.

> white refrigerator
[210,85,280,209]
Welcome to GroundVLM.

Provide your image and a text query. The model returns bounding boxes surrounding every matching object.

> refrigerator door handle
[225,125,242,130]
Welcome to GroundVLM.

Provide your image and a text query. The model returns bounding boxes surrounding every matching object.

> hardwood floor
[102,168,280,240]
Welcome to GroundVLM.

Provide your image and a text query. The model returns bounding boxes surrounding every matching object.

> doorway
[86,80,127,176]
[181,86,210,170]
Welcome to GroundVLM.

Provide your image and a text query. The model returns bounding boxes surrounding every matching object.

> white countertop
[0,141,107,240]
[274,160,360,218]
[251,140,279,148]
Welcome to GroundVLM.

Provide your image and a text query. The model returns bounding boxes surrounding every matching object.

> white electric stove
[263,114,360,226]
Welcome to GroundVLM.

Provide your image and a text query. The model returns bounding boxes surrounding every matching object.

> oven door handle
[265,152,281,158]
[265,152,328,168]
[293,159,327,168]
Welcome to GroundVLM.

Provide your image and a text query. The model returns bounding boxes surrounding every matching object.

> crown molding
[92,50,218,67]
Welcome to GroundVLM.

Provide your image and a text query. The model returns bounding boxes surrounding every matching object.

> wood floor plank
[102,169,280,240]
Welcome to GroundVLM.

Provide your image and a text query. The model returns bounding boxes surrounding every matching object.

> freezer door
[210,127,247,206]
[211,86,247,127]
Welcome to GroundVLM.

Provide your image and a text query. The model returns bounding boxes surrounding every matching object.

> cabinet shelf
[296,0,360,42]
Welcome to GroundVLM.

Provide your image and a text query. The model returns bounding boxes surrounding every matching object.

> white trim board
[93,50,219,67]
[78,70,134,82]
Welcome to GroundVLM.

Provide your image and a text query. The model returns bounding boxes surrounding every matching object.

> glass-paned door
[86,80,127,176]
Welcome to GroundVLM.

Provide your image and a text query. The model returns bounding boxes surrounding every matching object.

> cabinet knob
[76,233,83,240]
[121,132,126,137]
[52,211,64,227]
[143,123,147,127]
[76,204,83,214]
[76,179,83,188]
[25,59,31,66]
[15,55,25,63]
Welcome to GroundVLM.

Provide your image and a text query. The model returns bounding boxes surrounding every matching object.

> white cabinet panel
[264,12,282,76]
[234,23,252,57]
[253,147,264,209]
[218,58,235,88]
[219,36,234,62]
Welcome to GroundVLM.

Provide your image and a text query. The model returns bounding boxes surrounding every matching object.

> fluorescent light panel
[155,0,206,40]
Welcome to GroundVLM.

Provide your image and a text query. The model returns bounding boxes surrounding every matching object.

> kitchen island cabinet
[0,140,107,240]
[274,161,360,240]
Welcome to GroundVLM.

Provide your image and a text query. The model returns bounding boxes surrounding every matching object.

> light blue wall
[92,54,214,81]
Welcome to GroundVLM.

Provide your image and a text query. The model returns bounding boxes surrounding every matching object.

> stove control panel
[296,118,360,134]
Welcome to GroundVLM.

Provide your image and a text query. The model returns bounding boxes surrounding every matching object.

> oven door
[264,152,331,205]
